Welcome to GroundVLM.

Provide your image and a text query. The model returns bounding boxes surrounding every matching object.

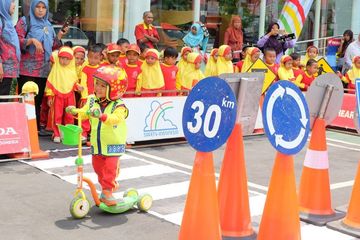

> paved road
[1,130,359,240]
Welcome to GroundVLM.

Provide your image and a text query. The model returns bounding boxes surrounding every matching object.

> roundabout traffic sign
[262,81,310,155]
[182,77,237,152]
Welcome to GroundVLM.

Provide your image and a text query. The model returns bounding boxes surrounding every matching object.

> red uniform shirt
[160,63,178,96]
[298,71,315,91]
[81,64,99,99]
[293,67,304,78]
[118,54,127,67]
[123,63,141,91]
[134,23,160,49]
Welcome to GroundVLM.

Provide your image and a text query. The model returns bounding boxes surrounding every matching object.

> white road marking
[330,180,355,190]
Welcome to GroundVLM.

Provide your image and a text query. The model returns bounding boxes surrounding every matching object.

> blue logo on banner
[182,77,237,152]
[262,81,310,155]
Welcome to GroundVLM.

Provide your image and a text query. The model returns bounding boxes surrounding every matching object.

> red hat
[107,43,121,53]
[126,44,141,55]
[58,47,74,60]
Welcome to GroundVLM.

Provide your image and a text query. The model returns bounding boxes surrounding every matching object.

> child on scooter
[68,65,128,206]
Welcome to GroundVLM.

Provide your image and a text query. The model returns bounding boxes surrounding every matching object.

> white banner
[123,97,186,143]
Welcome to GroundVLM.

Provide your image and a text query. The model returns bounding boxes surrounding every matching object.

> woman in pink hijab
[224,15,243,61]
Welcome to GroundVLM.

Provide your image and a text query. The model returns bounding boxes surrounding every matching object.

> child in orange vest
[136,49,165,97]
[45,47,80,143]
[295,59,318,91]
[123,44,142,98]
[161,47,178,96]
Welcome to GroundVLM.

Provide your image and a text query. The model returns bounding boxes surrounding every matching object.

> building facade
[14,0,359,49]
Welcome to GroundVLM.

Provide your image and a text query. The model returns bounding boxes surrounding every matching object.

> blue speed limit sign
[182,77,237,152]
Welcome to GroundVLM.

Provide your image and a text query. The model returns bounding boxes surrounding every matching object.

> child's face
[164,56,177,66]
[74,52,85,66]
[87,51,102,66]
[183,52,190,61]
[224,52,232,61]
[146,56,157,65]
[119,43,129,54]
[292,58,301,67]
[59,56,71,66]
[126,51,139,65]
[307,63,319,75]
[251,52,260,62]
[195,62,201,69]
[95,80,107,99]
[191,27,197,35]
[284,60,293,69]
[213,53,219,61]
[107,52,121,64]
[308,48,318,58]
[264,51,276,64]
[355,59,360,69]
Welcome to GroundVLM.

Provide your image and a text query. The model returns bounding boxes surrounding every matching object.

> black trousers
[18,75,47,129]
[0,78,13,102]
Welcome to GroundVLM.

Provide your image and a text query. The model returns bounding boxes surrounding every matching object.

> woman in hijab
[15,0,67,129]
[224,15,243,62]
[0,0,20,99]
[257,22,295,64]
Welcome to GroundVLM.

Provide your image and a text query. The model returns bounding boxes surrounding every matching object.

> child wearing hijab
[204,48,218,77]
[301,46,318,67]
[45,47,80,143]
[183,22,209,56]
[295,59,318,91]
[123,44,141,98]
[278,55,295,81]
[216,45,234,75]
[181,52,205,92]
[235,47,260,73]
[136,49,165,97]
[73,46,86,81]
[341,56,360,94]
[176,46,192,90]
[0,0,20,98]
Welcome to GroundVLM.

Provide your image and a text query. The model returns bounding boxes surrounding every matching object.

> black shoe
[38,128,53,137]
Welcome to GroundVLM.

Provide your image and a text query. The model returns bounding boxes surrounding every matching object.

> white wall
[123,0,151,44]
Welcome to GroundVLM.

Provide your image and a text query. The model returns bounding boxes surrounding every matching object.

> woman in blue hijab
[15,0,67,129]
[183,22,209,55]
[0,0,20,99]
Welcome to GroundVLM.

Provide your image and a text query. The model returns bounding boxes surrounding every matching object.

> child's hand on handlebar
[89,108,102,118]
[66,106,77,115]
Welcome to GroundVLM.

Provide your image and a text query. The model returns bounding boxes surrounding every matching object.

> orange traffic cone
[179,151,221,240]
[218,123,256,239]
[23,93,49,159]
[298,118,344,225]
[327,161,360,238]
[253,95,265,134]
[257,152,301,240]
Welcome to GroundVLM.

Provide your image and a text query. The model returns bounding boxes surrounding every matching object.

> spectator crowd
[1,0,359,143]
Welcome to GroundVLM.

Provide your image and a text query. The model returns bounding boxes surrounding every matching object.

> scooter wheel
[123,188,138,198]
[137,194,153,212]
[70,197,90,219]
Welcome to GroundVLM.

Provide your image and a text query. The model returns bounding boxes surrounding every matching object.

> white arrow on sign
[275,127,306,149]
[267,85,285,135]
[286,87,308,127]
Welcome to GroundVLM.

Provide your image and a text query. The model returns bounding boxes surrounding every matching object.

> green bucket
[58,124,82,146]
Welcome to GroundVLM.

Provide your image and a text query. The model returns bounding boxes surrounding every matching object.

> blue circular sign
[182,77,237,152]
[262,81,310,155]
